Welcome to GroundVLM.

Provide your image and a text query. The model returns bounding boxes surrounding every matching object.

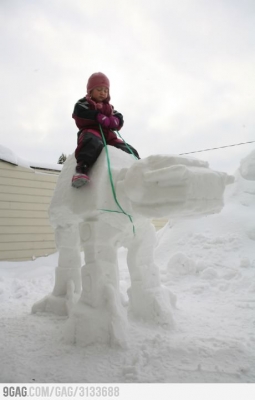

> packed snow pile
[32,147,233,347]
[1,148,255,383]
[226,149,255,212]
[157,149,255,269]
[239,149,255,181]
[156,149,255,341]
[49,149,233,227]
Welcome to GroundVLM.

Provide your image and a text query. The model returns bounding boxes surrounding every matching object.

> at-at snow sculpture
[32,147,233,346]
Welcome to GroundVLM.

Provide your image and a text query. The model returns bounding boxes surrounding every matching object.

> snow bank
[156,149,255,289]
[240,149,255,181]
[0,144,62,171]
[225,149,255,210]
[1,149,255,383]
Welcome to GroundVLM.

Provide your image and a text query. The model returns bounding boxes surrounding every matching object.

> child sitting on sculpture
[72,72,140,188]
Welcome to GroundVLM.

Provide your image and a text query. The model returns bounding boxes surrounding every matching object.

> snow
[240,149,255,181]
[30,160,62,172]
[0,148,255,384]
[49,148,231,229]
[0,144,62,171]
[0,144,30,168]
[36,148,232,348]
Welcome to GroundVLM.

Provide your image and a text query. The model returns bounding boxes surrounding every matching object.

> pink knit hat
[87,72,110,99]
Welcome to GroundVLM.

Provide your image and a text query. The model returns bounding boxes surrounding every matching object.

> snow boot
[72,164,90,188]
[72,173,90,188]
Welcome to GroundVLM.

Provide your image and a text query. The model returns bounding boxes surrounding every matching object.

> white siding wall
[0,161,58,261]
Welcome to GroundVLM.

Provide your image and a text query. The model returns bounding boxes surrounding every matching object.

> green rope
[116,130,138,160]
[98,124,135,235]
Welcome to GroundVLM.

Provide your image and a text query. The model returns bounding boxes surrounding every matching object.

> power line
[179,140,255,155]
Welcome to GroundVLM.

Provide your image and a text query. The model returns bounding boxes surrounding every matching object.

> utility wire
[179,140,255,155]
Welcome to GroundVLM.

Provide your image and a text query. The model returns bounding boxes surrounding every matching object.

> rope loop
[98,125,136,235]
[116,130,139,160]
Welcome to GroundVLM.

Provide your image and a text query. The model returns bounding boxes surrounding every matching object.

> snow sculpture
[32,147,233,346]
[240,149,255,181]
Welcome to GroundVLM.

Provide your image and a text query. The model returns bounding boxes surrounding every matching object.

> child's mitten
[97,113,110,128]
[109,116,120,130]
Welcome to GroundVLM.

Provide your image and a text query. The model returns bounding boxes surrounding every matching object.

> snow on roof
[0,145,62,172]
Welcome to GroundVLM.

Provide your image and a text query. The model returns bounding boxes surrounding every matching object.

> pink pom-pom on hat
[87,72,110,101]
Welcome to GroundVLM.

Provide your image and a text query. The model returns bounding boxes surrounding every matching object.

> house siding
[0,160,58,261]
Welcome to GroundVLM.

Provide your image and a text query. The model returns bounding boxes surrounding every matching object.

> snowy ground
[1,153,255,383]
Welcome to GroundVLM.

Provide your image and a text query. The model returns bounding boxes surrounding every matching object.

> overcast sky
[0,0,255,173]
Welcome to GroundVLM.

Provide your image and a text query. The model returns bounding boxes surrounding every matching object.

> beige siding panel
[0,176,56,190]
[0,193,52,204]
[0,160,60,173]
[0,162,28,172]
[0,184,54,197]
[1,225,54,234]
[0,218,50,226]
[0,168,59,183]
[0,161,60,260]
[0,248,57,261]
[0,241,55,251]
[33,169,60,175]
[0,202,49,211]
[0,233,54,243]
[0,209,48,219]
